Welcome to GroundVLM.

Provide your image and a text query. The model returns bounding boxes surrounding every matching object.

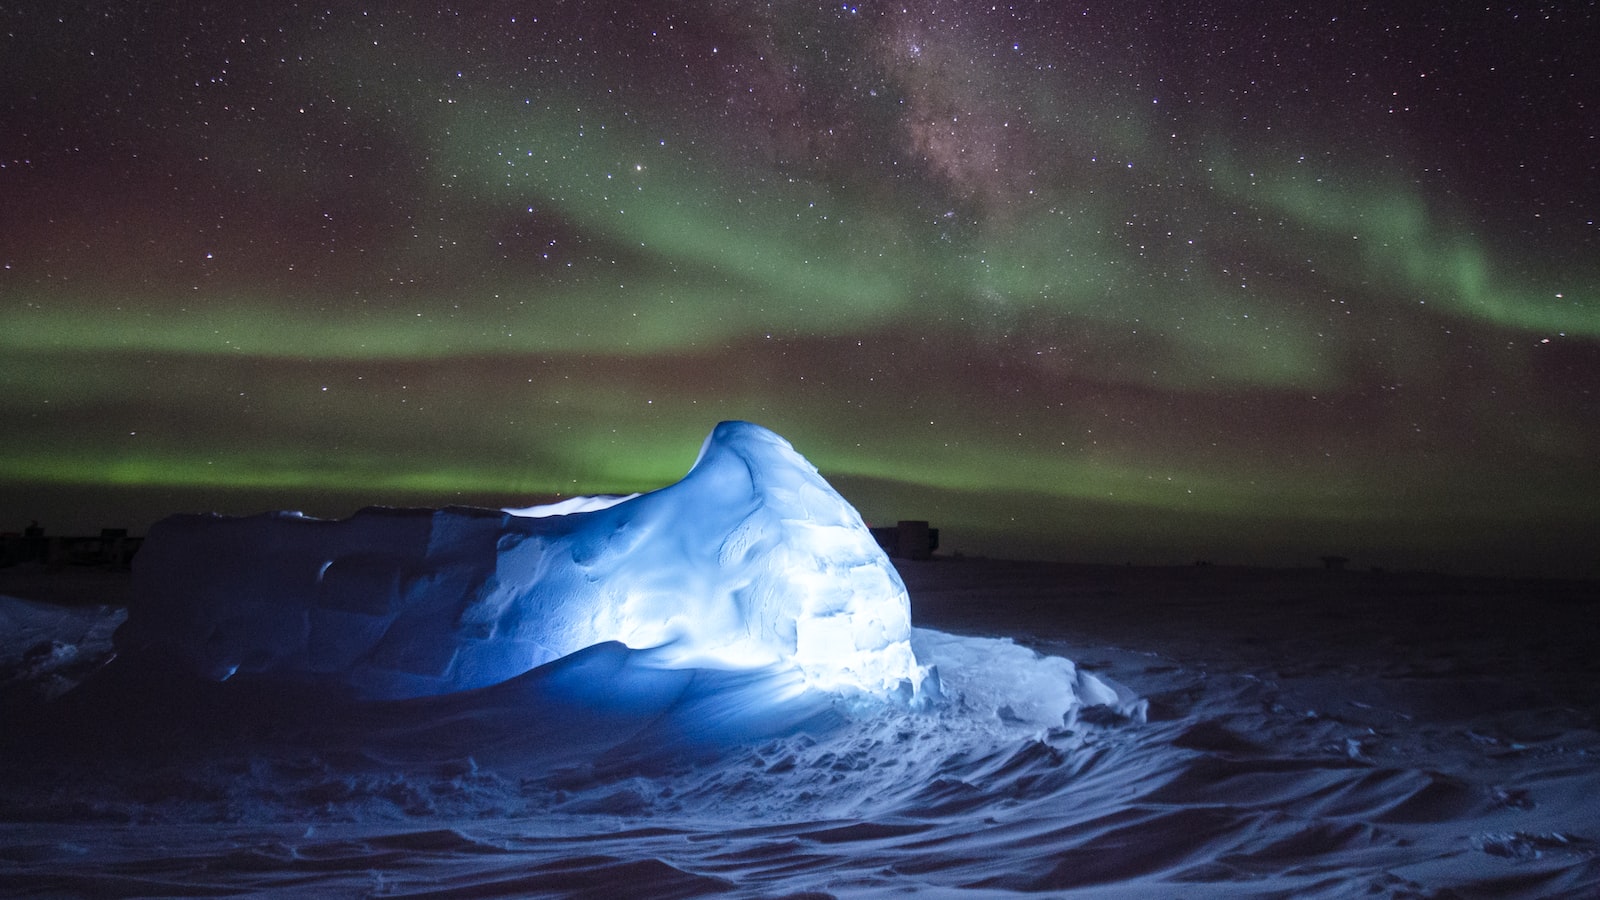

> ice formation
[121,421,928,700]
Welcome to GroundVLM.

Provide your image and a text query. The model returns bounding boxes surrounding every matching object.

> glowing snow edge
[123,422,934,701]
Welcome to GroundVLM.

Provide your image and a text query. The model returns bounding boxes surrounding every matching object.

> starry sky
[3,2,1597,577]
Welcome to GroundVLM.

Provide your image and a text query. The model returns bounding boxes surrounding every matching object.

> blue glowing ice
[122,422,928,700]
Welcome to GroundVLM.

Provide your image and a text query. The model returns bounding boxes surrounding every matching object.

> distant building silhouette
[0,524,141,569]
[871,520,938,560]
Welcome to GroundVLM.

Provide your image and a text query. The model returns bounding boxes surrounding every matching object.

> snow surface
[2,422,1596,897]
[117,422,944,699]
[2,561,1598,897]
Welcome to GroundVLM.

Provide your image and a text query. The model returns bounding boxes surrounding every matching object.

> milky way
[2,3,1597,576]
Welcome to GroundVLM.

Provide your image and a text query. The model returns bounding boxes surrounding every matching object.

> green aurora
[3,3,1596,576]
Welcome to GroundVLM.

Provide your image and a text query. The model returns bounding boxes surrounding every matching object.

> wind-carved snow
[123,422,933,700]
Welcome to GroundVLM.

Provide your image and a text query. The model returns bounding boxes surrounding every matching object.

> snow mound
[120,421,929,699]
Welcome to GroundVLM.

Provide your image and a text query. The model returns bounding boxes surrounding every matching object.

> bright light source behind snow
[121,422,936,699]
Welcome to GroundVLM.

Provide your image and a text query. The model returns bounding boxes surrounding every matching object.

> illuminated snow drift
[122,421,928,699]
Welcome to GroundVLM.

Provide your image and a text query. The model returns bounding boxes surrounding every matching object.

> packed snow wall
[120,421,927,700]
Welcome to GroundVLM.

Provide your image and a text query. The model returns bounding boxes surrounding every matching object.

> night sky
[3,3,1597,577]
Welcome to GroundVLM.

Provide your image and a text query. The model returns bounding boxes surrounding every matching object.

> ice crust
[122,421,928,699]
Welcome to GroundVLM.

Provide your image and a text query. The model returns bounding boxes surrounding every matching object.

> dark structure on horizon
[871,520,938,560]
[0,527,141,569]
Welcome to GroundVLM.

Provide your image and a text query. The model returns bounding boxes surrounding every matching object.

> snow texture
[119,421,929,700]
[5,562,1594,899]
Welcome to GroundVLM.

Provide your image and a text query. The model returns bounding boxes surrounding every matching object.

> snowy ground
[2,558,1597,898]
